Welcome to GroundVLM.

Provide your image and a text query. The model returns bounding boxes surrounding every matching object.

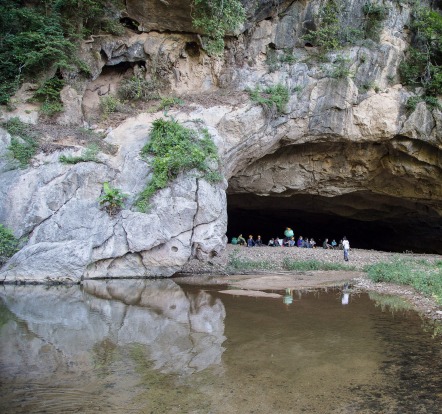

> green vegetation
[362,2,389,41]
[33,77,65,116]
[0,224,19,265]
[3,117,38,167]
[148,97,184,114]
[100,96,124,118]
[0,0,123,105]
[303,0,341,51]
[282,257,356,271]
[406,95,442,112]
[266,49,297,72]
[59,143,100,164]
[191,0,245,55]
[247,83,290,115]
[98,182,128,216]
[135,118,221,212]
[118,76,159,102]
[399,5,442,106]
[228,250,276,271]
[328,55,353,79]
[368,291,414,314]
[364,259,442,305]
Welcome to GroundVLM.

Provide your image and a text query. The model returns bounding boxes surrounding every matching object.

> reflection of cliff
[0,280,226,377]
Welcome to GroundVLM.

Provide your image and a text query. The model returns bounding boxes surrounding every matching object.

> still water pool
[0,279,441,413]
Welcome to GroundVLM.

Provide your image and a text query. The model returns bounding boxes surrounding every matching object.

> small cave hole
[304,42,314,48]
[120,17,141,32]
[171,246,178,252]
[185,42,200,58]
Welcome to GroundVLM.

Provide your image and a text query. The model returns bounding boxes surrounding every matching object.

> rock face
[0,0,441,282]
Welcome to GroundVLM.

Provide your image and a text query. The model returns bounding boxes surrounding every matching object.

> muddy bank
[178,245,442,322]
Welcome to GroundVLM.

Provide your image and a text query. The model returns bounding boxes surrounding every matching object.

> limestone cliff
[0,0,441,282]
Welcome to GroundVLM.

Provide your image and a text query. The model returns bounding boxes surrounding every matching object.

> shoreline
[180,244,442,322]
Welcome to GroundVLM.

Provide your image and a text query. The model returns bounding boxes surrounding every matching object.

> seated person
[304,238,312,248]
[255,235,263,247]
[310,238,316,248]
[338,239,344,249]
[268,238,275,246]
[274,237,281,247]
[283,237,290,247]
[297,236,304,247]
[289,237,296,247]
[247,235,255,247]
[237,234,246,245]
[323,238,332,249]
[331,239,337,249]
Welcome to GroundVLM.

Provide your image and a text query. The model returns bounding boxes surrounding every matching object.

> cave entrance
[227,192,442,254]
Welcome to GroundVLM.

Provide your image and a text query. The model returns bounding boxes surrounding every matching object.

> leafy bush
[191,0,246,55]
[303,0,341,51]
[33,77,65,116]
[100,96,123,118]
[0,224,19,265]
[247,84,290,115]
[282,257,355,271]
[328,56,353,78]
[98,182,128,216]
[406,95,442,111]
[399,5,442,99]
[135,118,220,212]
[59,144,100,164]
[362,2,389,41]
[3,117,38,167]
[0,1,123,104]
[364,259,442,305]
[118,76,159,101]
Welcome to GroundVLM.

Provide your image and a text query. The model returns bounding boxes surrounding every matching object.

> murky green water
[0,280,441,413]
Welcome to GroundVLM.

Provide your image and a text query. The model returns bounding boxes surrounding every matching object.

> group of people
[231,228,351,261]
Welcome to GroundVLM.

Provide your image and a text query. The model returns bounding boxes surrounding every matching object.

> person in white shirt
[342,236,350,261]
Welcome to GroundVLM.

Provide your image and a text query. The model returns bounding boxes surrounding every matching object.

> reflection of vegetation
[91,338,118,377]
[364,259,442,305]
[283,258,355,271]
[422,319,442,339]
[368,291,413,314]
[0,301,15,329]
[129,344,211,412]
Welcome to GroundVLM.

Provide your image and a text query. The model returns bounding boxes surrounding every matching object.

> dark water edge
[0,280,441,413]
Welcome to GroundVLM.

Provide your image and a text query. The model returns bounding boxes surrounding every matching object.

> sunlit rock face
[0,0,441,281]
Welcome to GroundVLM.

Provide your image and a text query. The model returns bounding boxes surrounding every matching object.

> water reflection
[0,280,226,378]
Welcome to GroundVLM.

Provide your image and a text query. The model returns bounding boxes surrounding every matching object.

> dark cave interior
[227,193,442,254]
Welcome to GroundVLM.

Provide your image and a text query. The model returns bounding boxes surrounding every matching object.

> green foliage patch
[118,76,160,102]
[3,117,39,167]
[400,5,442,103]
[364,259,442,305]
[135,118,221,212]
[247,84,290,115]
[33,77,65,116]
[191,0,245,55]
[98,182,128,216]
[0,224,19,265]
[59,143,100,164]
[282,257,356,271]
[228,250,277,271]
[0,0,123,104]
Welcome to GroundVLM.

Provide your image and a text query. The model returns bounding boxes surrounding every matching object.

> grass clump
[148,97,184,113]
[406,95,442,112]
[135,118,221,212]
[0,224,20,265]
[283,257,356,271]
[228,250,276,271]
[328,55,353,79]
[362,2,389,41]
[364,259,442,305]
[100,96,124,119]
[59,143,100,164]
[247,83,290,115]
[3,117,38,167]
